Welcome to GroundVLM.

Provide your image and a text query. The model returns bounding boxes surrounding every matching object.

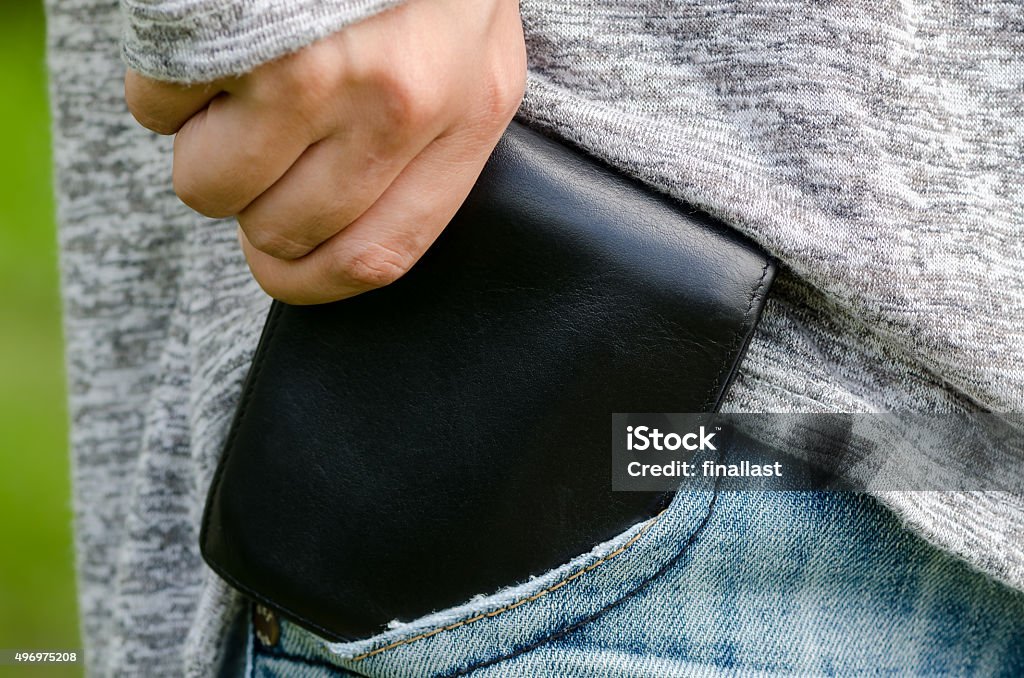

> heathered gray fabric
[119,0,405,83]
[44,0,1024,675]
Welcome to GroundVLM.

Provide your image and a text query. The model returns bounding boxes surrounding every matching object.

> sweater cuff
[121,0,406,83]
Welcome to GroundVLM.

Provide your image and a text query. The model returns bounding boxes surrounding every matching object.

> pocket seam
[350,510,667,662]
[448,484,721,677]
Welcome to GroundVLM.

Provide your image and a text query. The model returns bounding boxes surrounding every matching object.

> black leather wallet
[200,121,776,642]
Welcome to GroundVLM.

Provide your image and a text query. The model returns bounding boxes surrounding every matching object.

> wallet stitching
[350,509,666,662]
[702,261,772,411]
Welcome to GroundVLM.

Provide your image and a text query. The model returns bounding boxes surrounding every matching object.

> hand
[124,0,526,304]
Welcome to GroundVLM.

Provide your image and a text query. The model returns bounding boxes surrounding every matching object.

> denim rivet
[252,604,281,647]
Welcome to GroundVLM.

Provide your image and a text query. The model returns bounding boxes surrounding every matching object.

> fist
[125,0,526,304]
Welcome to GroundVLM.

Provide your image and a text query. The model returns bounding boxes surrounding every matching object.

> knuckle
[378,70,444,130]
[171,168,206,214]
[172,163,232,218]
[340,240,416,289]
[124,86,178,136]
[127,104,177,136]
[172,131,253,219]
[241,221,314,261]
[291,42,340,84]
[254,47,341,129]
[481,63,526,124]
[248,269,293,304]
[242,250,301,303]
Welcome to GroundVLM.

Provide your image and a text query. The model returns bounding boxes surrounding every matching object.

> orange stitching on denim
[351,511,665,662]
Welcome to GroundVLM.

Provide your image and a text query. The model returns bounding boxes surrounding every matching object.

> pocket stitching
[350,510,667,662]
[447,483,722,677]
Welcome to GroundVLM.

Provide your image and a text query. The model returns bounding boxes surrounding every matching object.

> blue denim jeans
[244,483,1024,677]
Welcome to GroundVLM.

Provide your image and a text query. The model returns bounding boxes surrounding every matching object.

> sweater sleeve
[120,0,407,83]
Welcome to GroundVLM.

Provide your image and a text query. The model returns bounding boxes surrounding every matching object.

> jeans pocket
[248,477,719,678]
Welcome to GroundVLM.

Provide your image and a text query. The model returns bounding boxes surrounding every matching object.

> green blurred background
[0,0,81,675]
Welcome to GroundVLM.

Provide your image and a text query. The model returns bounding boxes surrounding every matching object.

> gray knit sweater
[44,1,1024,675]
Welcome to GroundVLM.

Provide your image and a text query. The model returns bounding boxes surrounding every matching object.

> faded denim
[246,471,1024,676]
